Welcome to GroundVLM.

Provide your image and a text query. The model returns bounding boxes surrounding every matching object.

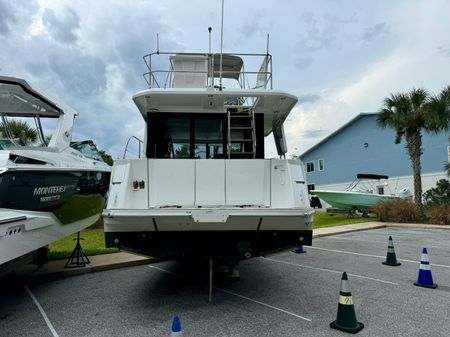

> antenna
[208,27,212,88]
[219,0,224,90]
[156,33,160,54]
[266,33,270,55]
[208,27,212,54]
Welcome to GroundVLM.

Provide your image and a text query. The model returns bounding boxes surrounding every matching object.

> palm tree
[377,87,450,208]
[0,120,37,145]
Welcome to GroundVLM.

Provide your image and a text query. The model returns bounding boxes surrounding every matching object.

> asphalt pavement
[1,223,449,337]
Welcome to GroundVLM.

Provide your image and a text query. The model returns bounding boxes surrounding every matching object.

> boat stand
[207,257,240,303]
[65,232,90,268]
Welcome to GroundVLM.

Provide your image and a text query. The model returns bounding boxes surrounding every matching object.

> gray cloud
[299,94,320,103]
[0,1,16,35]
[301,129,329,138]
[42,6,80,43]
[294,56,313,69]
[438,45,450,57]
[295,12,337,53]
[0,0,38,36]
[363,23,389,42]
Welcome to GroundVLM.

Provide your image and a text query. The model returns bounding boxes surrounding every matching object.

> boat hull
[311,190,396,211]
[104,208,314,259]
[0,169,110,272]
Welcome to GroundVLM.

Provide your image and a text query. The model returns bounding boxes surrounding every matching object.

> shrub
[426,204,450,225]
[423,179,450,207]
[372,199,422,223]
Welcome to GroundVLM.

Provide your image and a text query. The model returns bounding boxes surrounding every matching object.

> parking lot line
[147,264,312,322]
[262,257,399,285]
[307,246,450,268]
[148,265,176,274]
[215,287,312,322]
[24,285,60,337]
[323,236,445,250]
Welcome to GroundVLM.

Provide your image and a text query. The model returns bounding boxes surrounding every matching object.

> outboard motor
[397,187,413,199]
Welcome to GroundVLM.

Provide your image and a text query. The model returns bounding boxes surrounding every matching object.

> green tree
[0,120,37,145]
[445,135,450,177]
[99,150,114,166]
[423,179,450,207]
[377,87,450,208]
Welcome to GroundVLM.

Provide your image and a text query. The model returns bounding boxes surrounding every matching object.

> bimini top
[0,76,78,150]
[0,76,66,118]
[356,173,389,180]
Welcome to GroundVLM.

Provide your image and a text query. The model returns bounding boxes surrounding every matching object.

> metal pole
[219,0,224,90]
[209,257,213,303]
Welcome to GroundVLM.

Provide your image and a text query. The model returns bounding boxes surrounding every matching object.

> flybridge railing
[142,52,273,90]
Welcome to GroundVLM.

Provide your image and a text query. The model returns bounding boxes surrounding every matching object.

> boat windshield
[70,141,103,161]
[0,139,19,149]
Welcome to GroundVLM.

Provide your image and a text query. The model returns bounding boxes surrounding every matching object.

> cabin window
[318,159,324,171]
[148,113,226,159]
[306,161,314,172]
[377,186,385,195]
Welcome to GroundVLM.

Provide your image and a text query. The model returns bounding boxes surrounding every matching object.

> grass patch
[48,228,118,260]
[313,210,375,229]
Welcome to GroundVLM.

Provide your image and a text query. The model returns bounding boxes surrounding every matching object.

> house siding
[301,114,450,189]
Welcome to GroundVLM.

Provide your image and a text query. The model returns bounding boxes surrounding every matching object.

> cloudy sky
[1,0,450,159]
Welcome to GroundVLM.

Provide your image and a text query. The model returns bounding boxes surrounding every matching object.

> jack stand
[209,257,213,303]
[65,232,90,268]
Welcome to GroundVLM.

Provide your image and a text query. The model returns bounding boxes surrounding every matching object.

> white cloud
[1,0,450,161]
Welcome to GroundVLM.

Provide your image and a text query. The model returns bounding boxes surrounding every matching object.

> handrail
[123,136,144,159]
[142,51,273,90]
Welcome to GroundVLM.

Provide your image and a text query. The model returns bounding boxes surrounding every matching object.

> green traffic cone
[382,236,401,266]
[330,272,364,334]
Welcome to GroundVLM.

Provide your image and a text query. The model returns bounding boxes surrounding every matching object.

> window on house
[306,161,314,172]
[318,159,324,171]
[307,184,315,194]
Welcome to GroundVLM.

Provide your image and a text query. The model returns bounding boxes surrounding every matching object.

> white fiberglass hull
[0,209,101,273]
[312,190,397,211]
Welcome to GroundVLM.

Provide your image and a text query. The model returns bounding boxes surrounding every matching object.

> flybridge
[142,51,273,90]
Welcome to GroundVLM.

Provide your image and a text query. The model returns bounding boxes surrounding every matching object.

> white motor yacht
[103,48,314,261]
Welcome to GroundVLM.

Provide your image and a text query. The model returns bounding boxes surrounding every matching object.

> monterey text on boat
[103,45,314,261]
[0,76,111,274]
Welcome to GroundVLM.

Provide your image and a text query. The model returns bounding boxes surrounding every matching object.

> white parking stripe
[307,246,450,268]
[215,287,312,322]
[148,265,176,274]
[323,236,445,250]
[262,257,399,285]
[147,264,312,321]
[24,286,59,337]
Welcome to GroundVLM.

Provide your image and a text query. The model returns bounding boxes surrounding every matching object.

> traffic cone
[330,272,364,334]
[292,245,306,254]
[171,316,182,336]
[414,248,437,289]
[382,236,401,266]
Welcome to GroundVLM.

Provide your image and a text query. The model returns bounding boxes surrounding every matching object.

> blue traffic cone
[382,236,401,266]
[414,248,437,289]
[171,316,182,336]
[292,245,306,254]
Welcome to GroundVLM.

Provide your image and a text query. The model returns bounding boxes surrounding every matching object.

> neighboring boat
[103,48,314,261]
[311,173,411,213]
[0,76,111,275]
